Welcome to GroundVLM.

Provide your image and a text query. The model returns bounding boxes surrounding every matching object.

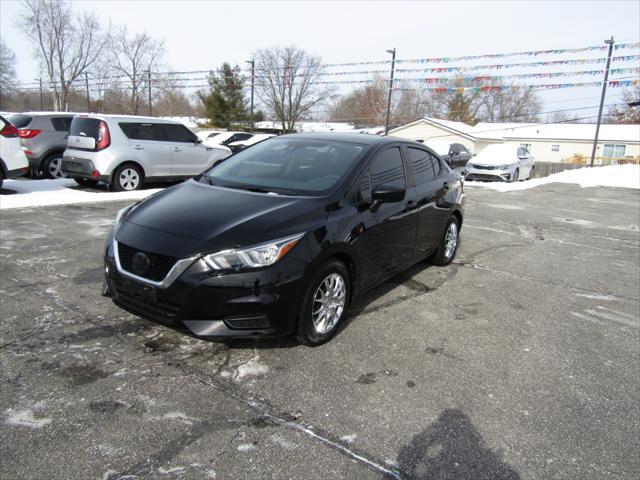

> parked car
[0,115,29,189]
[8,112,78,179]
[227,133,275,153]
[61,115,232,191]
[202,131,253,148]
[196,130,223,142]
[103,133,465,345]
[464,144,535,182]
[425,140,473,171]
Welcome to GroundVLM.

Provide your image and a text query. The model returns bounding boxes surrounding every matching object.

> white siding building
[390,118,640,164]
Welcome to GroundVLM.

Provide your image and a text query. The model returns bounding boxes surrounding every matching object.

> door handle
[442,182,449,190]
[132,145,144,150]
[173,147,182,152]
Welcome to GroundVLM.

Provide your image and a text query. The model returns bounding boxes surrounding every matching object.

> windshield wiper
[197,174,215,186]
[224,184,278,194]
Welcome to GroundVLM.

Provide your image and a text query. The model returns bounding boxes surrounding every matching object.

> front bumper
[104,241,308,338]
[464,165,512,182]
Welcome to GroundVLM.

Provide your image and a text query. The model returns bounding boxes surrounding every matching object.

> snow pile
[0,178,161,210]
[466,164,640,191]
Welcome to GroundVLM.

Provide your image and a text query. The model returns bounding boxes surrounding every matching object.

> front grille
[225,315,270,330]
[109,276,181,326]
[466,173,502,182]
[470,164,500,170]
[118,243,177,281]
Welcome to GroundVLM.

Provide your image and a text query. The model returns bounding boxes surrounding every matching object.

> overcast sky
[1,0,639,119]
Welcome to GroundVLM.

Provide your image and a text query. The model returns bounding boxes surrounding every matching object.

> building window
[602,144,626,158]
[551,144,560,152]
[520,143,532,152]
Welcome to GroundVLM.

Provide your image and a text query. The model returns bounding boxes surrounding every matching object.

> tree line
[1,0,637,128]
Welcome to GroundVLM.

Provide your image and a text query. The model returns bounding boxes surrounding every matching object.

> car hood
[115,179,329,258]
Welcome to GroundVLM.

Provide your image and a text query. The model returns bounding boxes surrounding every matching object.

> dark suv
[104,133,465,345]
[8,112,78,178]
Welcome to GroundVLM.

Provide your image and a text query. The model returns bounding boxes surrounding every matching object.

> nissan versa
[103,133,465,345]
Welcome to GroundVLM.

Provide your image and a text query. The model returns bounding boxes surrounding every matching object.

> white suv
[62,114,231,191]
[0,115,29,190]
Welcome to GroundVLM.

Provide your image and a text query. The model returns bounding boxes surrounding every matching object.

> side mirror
[450,151,459,156]
[518,154,526,160]
[372,184,405,204]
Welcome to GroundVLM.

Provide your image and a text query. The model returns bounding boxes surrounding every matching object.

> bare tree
[110,25,164,115]
[476,85,542,122]
[20,0,108,111]
[328,78,387,124]
[254,46,332,131]
[0,39,18,109]
[607,86,640,124]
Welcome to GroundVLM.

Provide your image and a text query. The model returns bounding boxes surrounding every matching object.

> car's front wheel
[511,168,519,183]
[296,259,350,346]
[112,164,143,191]
[431,216,461,266]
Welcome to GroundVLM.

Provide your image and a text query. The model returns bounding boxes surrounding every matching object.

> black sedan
[103,133,465,345]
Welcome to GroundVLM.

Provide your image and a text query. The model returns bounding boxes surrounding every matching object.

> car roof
[16,111,81,117]
[282,132,416,146]
[76,114,184,124]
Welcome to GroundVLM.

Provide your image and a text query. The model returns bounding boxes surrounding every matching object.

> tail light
[19,129,41,139]
[0,123,19,138]
[96,121,110,151]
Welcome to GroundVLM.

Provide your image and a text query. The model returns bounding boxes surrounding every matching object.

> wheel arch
[0,158,7,178]
[112,160,146,183]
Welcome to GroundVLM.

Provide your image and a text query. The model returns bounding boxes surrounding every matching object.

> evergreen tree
[198,63,247,128]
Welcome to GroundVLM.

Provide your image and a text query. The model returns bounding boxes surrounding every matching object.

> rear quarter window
[8,114,33,129]
[51,117,73,132]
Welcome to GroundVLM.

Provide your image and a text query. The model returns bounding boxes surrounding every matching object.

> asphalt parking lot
[1,183,639,480]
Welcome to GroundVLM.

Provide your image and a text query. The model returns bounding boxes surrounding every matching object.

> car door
[357,146,418,288]
[160,123,209,176]
[406,147,452,254]
[121,122,172,177]
[517,146,533,177]
[455,144,472,168]
[50,116,73,146]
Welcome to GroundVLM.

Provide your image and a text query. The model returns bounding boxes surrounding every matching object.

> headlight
[203,233,305,271]
[114,204,135,230]
[497,164,513,170]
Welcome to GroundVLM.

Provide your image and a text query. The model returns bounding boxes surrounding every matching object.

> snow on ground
[465,164,640,191]
[0,179,161,210]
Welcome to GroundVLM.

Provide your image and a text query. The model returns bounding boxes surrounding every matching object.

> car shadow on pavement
[397,409,520,480]
[0,187,18,195]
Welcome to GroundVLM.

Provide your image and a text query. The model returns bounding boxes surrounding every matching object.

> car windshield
[202,137,368,195]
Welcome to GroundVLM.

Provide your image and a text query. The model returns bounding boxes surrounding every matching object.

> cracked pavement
[1,183,639,479]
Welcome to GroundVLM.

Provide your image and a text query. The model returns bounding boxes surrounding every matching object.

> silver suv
[8,112,78,178]
[61,114,231,191]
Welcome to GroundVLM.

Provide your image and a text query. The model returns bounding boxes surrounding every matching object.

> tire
[431,216,461,266]
[529,165,535,180]
[74,177,99,188]
[42,154,67,179]
[112,163,143,192]
[296,259,350,346]
[0,176,4,190]
[511,168,519,183]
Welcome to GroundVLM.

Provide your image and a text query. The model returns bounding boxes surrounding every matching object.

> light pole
[37,78,43,110]
[246,59,255,132]
[384,48,396,135]
[147,69,152,116]
[590,36,614,167]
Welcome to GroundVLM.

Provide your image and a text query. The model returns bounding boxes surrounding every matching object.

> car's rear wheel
[431,216,461,266]
[511,168,519,183]
[42,154,66,179]
[529,165,535,179]
[296,259,350,346]
[74,177,99,188]
[112,164,143,191]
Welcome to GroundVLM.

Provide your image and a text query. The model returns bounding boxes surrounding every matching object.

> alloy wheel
[119,168,140,191]
[444,222,458,259]
[312,273,346,334]
[49,157,65,178]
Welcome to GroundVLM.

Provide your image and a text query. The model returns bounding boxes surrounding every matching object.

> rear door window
[51,117,73,131]
[120,123,162,141]
[160,123,197,143]
[370,147,406,190]
[407,147,439,185]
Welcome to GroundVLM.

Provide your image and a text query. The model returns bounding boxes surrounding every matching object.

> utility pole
[384,48,396,135]
[590,36,614,167]
[85,71,91,112]
[37,78,43,110]
[147,69,152,116]
[245,59,255,132]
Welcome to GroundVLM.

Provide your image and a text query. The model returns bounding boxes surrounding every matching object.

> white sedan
[464,144,535,182]
[227,134,275,153]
